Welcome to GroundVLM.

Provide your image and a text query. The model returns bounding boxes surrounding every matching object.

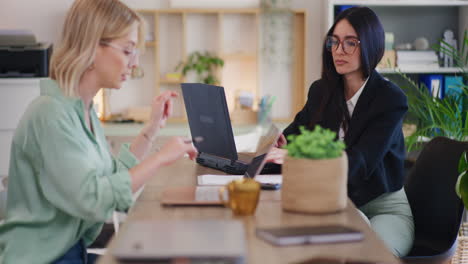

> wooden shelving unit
[136,8,306,123]
[326,0,468,76]
[377,67,467,74]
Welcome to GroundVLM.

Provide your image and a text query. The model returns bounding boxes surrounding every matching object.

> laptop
[160,124,282,206]
[112,219,246,263]
[181,83,281,175]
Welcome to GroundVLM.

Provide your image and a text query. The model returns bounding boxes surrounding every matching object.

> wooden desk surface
[97,158,400,264]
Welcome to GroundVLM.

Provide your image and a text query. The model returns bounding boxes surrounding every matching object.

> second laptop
[181,83,281,175]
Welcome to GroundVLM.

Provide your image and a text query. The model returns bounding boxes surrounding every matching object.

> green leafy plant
[456,151,468,210]
[399,30,468,152]
[176,51,224,85]
[285,126,346,159]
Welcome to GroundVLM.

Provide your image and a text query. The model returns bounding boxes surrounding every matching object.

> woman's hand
[265,147,287,164]
[275,134,287,148]
[154,137,198,167]
[146,91,178,138]
[129,137,197,192]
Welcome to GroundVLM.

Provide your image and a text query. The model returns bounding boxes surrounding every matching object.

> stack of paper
[197,174,282,186]
[397,50,439,70]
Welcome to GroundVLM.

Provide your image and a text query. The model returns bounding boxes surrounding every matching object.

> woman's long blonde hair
[50,0,146,97]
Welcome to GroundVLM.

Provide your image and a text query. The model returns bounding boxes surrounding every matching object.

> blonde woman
[0,0,197,263]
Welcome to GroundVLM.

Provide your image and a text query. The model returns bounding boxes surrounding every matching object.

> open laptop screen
[244,125,280,178]
[181,83,238,160]
[245,153,267,178]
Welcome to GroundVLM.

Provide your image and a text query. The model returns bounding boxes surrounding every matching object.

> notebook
[112,219,246,263]
[256,225,364,246]
[181,83,281,175]
[160,124,282,205]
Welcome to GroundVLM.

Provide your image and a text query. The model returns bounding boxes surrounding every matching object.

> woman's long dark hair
[309,7,385,134]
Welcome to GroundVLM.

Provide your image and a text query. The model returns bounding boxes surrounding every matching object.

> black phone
[260,183,281,190]
[256,225,363,246]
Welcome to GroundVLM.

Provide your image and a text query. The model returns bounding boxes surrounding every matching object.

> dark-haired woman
[276,7,414,256]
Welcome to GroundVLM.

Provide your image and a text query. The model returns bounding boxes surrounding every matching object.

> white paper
[197,174,282,186]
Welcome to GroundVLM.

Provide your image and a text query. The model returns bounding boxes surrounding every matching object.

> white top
[339,78,369,140]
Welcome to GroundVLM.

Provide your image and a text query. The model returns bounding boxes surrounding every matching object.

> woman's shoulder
[306,79,327,98]
[30,95,68,117]
[22,95,76,130]
[371,71,407,102]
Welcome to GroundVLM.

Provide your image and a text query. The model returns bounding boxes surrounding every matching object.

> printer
[0,30,52,77]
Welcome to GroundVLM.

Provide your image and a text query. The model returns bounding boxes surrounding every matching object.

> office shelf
[377,67,467,74]
[136,8,306,123]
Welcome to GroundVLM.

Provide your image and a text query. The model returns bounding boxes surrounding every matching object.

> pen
[183,136,204,144]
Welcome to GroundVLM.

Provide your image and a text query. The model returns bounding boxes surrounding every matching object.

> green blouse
[0,79,138,263]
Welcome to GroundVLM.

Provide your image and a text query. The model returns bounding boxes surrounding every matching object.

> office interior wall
[0,0,325,117]
[291,0,324,95]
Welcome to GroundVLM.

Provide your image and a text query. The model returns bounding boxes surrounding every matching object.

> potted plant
[176,51,224,85]
[400,30,468,152]
[282,126,347,214]
[456,151,468,210]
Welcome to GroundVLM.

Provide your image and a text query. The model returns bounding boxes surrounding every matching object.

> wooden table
[97,158,400,264]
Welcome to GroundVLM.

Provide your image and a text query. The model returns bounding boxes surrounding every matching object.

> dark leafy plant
[176,51,224,85]
[456,151,468,210]
[285,126,346,159]
[399,30,468,152]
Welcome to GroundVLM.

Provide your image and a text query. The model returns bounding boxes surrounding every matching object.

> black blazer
[283,70,408,207]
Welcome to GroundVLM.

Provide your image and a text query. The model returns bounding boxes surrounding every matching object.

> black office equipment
[0,30,52,78]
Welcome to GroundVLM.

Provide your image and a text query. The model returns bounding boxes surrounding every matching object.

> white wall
[0,0,326,117]
[292,0,325,89]
[0,0,74,45]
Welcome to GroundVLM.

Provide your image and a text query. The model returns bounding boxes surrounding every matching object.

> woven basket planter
[281,152,348,214]
[451,222,468,264]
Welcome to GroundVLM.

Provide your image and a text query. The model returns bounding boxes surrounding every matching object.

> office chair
[402,137,468,264]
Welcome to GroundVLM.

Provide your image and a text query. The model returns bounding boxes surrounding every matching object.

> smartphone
[256,225,364,246]
[260,183,281,190]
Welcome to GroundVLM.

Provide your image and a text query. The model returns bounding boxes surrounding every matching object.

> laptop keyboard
[197,153,281,175]
[195,186,224,202]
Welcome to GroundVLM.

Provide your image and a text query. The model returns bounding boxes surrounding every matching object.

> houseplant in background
[398,31,468,213]
[282,126,347,214]
[176,51,224,85]
[400,30,468,152]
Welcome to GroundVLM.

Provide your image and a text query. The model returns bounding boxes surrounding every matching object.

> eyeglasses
[326,36,360,55]
[100,41,144,78]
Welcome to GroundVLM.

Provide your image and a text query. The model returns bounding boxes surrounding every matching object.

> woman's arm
[35,95,195,222]
[129,91,178,159]
[129,137,197,192]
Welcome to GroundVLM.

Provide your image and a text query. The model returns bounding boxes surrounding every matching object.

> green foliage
[285,126,346,159]
[176,51,224,85]
[456,151,468,210]
[400,30,468,152]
